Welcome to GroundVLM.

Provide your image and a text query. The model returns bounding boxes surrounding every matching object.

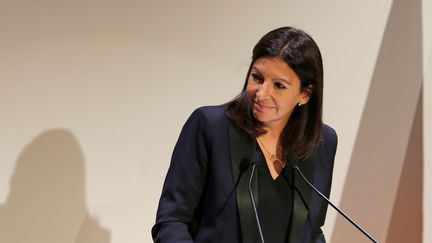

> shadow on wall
[0,128,110,243]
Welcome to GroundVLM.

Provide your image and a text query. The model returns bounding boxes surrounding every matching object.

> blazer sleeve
[312,125,338,243]
[151,108,211,243]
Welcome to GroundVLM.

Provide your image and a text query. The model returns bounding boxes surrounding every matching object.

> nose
[256,80,271,99]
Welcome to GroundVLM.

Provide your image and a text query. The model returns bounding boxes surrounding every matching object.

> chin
[253,113,269,123]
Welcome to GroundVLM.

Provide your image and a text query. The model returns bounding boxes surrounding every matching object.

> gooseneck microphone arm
[294,165,379,243]
[248,162,266,243]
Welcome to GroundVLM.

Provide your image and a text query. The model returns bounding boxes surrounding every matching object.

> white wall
[0,0,429,242]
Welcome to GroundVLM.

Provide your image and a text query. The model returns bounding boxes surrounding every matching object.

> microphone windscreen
[239,158,250,173]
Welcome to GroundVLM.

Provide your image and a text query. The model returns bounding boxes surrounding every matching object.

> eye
[250,73,263,83]
[274,82,287,89]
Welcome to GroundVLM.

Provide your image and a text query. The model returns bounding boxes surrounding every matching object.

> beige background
[0,0,430,242]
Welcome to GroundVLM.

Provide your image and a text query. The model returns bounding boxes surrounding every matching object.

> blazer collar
[228,122,259,243]
[228,121,318,243]
[285,153,317,242]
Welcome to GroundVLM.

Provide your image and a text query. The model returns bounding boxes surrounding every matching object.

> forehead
[252,57,299,81]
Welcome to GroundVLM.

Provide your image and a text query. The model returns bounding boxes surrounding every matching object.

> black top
[257,148,293,243]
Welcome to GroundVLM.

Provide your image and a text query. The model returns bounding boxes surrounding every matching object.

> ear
[299,84,313,105]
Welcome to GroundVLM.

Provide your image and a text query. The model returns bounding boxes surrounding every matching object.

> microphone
[293,164,379,243]
[248,152,265,243]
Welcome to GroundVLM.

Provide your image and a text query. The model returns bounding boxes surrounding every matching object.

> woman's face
[246,57,310,130]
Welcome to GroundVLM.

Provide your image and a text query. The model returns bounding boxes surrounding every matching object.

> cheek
[276,95,298,111]
[246,83,257,100]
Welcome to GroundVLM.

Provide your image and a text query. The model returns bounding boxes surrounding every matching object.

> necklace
[256,137,285,168]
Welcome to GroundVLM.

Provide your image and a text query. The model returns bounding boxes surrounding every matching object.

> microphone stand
[248,163,266,243]
[294,165,379,243]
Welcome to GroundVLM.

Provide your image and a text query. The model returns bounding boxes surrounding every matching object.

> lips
[254,102,273,112]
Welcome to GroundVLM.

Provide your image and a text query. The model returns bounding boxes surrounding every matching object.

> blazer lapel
[228,122,260,243]
[286,153,317,242]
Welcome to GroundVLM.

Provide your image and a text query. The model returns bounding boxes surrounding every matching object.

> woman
[152,26,337,243]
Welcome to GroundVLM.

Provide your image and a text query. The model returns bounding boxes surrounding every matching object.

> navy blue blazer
[152,105,337,243]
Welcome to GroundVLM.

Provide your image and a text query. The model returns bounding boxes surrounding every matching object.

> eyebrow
[251,67,263,76]
[251,67,289,84]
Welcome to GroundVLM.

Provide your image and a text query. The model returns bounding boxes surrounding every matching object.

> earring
[298,103,302,107]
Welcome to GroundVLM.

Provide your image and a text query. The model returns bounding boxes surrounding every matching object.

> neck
[261,129,280,141]
[261,122,285,140]
[258,126,281,152]
[261,114,290,137]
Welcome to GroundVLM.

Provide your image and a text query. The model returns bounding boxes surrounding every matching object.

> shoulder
[321,124,337,143]
[189,105,228,126]
[320,124,338,155]
[181,105,229,140]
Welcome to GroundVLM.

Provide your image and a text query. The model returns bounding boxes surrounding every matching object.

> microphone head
[239,158,250,173]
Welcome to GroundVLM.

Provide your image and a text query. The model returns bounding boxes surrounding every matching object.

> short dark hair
[226,26,323,158]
